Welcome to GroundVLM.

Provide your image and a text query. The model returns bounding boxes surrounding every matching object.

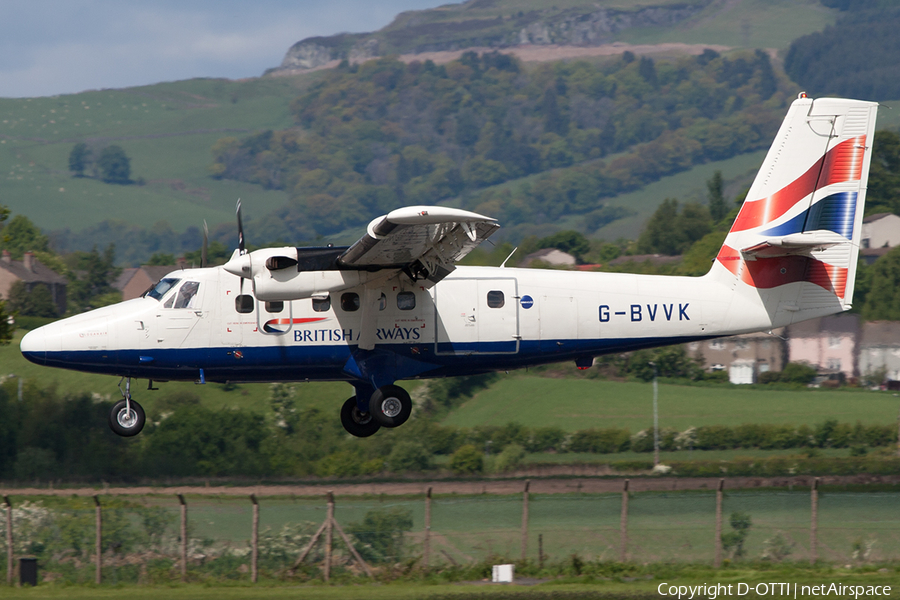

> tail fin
[711,95,877,323]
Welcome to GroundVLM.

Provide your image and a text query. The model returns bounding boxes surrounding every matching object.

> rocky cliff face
[270,1,710,73]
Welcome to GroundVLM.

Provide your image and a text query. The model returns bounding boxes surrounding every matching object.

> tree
[346,507,413,563]
[448,444,483,475]
[6,281,58,318]
[863,246,900,320]
[721,512,752,559]
[707,171,726,222]
[68,143,90,177]
[0,300,12,345]
[97,145,131,184]
[536,230,590,261]
[0,214,50,259]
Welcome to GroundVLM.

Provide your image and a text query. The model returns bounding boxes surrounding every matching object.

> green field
[441,376,900,431]
[0,77,315,235]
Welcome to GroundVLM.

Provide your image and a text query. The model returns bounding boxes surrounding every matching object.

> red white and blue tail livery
[21,96,877,438]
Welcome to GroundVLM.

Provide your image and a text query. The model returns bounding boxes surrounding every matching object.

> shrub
[526,427,566,452]
[568,428,630,453]
[694,425,736,450]
[346,507,413,563]
[493,443,526,473]
[386,440,432,473]
[449,444,483,475]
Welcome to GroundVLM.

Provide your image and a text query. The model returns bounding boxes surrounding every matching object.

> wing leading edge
[338,206,499,282]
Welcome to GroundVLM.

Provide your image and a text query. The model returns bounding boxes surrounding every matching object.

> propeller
[236,199,246,296]
[236,198,245,256]
[223,199,252,297]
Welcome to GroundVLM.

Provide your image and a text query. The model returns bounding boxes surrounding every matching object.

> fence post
[714,479,724,568]
[810,477,819,565]
[250,494,259,583]
[423,487,431,570]
[4,496,11,586]
[620,479,629,562]
[538,533,544,569]
[94,496,102,585]
[324,491,334,582]
[178,494,187,581]
[521,480,530,562]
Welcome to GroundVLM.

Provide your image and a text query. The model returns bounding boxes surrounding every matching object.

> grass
[441,375,900,431]
[0,76,320,235]
[619,0,834,50]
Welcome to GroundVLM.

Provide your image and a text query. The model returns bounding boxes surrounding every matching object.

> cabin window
[173,281,201,309]
[145,278,180,301]
[486,290,505,308]
[341,292,360,312]
[235,294,254,314]
[378,293,387,311]
[265,301,284,313]
[397,291,416,311]
[312,296,331,312]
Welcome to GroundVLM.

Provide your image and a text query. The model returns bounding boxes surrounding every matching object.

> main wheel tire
[109,398,146,437]
[369,385,412,428]
[340,397,381,438]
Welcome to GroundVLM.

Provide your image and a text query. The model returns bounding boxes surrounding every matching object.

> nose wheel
[109,398,145,437]
[110,377,145,437]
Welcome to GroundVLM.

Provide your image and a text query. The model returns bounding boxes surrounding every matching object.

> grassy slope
[0,0,847,247]
[0,76,317,235]
[441,375,900,431]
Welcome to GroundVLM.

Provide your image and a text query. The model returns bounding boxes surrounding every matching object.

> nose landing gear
[109,378,146,437]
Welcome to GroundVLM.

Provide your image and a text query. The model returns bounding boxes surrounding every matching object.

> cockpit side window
[145,278,181,301]
[173,281,201,309]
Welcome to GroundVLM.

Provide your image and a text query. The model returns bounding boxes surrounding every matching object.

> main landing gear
[340,384,412,438]
[109,378,145,437]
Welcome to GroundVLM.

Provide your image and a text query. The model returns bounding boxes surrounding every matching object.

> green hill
[4,0,897,265]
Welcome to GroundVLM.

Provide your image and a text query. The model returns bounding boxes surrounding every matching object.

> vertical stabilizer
[710,95,877,326]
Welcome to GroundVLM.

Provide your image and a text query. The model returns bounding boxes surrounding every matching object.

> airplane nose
[20,327,47,365]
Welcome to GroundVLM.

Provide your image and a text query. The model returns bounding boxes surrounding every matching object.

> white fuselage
[21,262,811,385]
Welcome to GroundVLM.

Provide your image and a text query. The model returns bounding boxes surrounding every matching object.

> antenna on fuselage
[500,247,518,268]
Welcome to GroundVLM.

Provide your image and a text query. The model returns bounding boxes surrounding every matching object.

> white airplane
[20,95,877,438]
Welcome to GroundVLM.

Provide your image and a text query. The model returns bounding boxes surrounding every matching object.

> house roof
[607,253,682,267]
[860,321,900,347]
[0,255,67,285]
[113,265,182,292]
[862,212,899,224]
[787,313,861,338]
[522,248,576,266]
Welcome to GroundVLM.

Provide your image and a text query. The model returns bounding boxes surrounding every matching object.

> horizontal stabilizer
[740,231,847,260]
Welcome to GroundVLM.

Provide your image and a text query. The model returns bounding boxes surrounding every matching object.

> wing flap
[338,206,499,281]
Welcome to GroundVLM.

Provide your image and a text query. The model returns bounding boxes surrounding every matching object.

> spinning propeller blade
[236,198,245,255]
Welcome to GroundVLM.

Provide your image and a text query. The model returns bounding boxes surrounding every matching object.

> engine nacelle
[224,247,386,301]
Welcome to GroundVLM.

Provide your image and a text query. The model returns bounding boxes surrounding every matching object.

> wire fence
[2,482,900,585]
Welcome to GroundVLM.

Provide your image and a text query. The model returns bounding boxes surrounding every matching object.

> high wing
[338,206,499,282]
[224,205,499,302]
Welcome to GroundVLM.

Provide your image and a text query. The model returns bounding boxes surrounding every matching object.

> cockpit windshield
[145,278,181,301]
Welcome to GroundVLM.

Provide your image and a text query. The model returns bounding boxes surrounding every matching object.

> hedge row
[426,420,898,456]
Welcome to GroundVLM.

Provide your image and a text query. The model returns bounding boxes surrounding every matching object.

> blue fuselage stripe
[24,335,712,383]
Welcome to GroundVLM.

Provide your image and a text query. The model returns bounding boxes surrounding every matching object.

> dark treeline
[0,377,894,482]
[785,3,900,100]
[211,50,786,243]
